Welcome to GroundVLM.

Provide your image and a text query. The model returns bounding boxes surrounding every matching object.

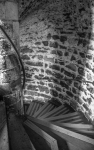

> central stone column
[0,0,24,115]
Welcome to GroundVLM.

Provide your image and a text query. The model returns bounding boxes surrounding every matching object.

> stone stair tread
[24,123,51,150]
[50,122,94,138]
[38,104,66,119]
[31,121,81,150]
[24,120,59,150]
[38,103,75,119]
[26,100,44,116]
[39,111,79,121]
[39,110,90,124]
[32,102,57,118]
[27,117,94,150]
[26,101,76,120]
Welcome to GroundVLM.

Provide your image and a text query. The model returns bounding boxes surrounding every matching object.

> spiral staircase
[1,100,94,150]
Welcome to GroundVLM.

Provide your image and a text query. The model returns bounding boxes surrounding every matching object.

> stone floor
[8,112,35,150]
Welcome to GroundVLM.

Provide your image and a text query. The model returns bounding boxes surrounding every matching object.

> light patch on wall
[89,101,94,116]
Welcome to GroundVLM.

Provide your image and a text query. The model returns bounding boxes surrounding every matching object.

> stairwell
[1,0,94,150]
[7,100,94,150]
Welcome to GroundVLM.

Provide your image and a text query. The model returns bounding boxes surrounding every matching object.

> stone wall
[20,0,94,122]
[0,0,24,114]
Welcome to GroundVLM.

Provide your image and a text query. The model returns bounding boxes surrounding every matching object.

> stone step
[27,116,94,150]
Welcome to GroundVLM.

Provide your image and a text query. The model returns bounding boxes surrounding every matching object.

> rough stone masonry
[20,0,94,122]
[0,0,23,114]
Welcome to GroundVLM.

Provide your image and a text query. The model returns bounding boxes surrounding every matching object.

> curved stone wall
[20,0,94,122]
